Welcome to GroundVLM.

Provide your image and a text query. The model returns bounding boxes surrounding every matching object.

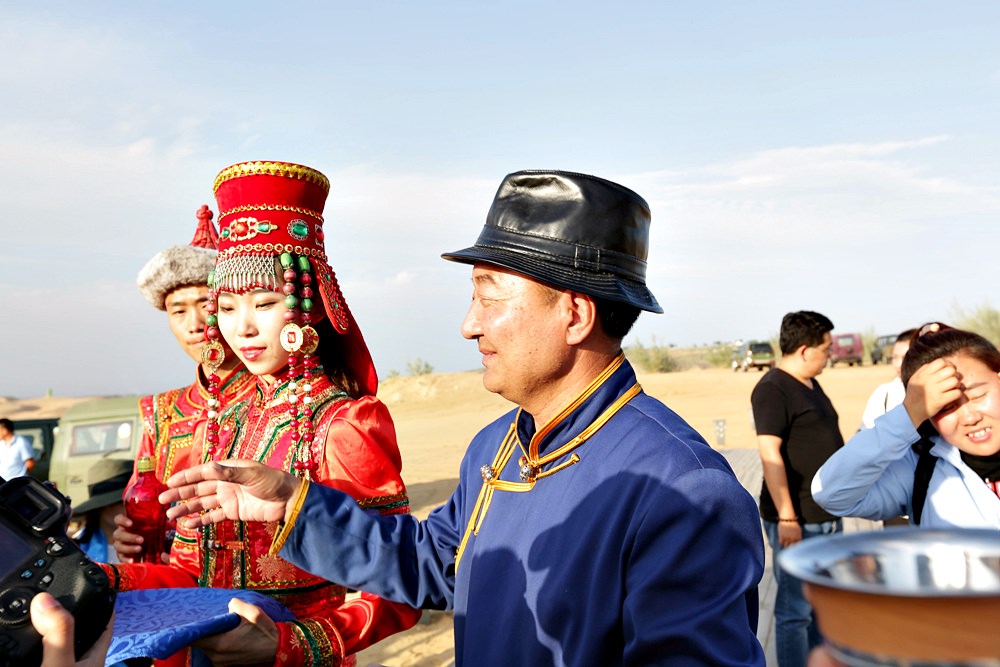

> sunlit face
[930,353,1000,457]
[802,332,833,378]
[460,264,570,410]
[216,288,290,382]
[891,340,910,379]
[165,285,211,364]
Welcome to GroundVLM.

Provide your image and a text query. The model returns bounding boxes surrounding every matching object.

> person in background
[860,328,917,430]
[103,161,421,666]
[71,459,133,564]
[162,169,767,666]
[113,205,255,563]
[813,323,1000,529]
[0,417,35,479]
[752,310,844,667]
[859,327,918,527]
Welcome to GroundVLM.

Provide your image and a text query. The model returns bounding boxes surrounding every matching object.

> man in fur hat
[164,171,766,666]
[113,205,255,563]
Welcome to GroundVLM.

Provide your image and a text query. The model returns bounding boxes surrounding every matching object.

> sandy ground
[1,363,895,666]
[356,362,894,667]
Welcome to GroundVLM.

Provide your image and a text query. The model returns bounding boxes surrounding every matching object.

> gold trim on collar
[455,353,640,569]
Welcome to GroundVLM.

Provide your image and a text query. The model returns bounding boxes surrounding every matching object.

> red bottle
[123,456,168,563]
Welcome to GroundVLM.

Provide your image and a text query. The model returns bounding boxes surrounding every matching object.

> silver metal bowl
[778,528,1000,666]
[779,527,1000,597]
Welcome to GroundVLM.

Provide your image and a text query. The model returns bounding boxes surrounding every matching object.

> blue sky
[2,2,999,397]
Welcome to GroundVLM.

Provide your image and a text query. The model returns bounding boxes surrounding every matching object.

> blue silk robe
[282,358,765,665]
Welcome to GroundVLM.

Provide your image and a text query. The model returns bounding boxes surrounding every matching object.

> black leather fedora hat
[441,170,662,313]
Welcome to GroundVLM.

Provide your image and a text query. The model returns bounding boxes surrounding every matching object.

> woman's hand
[112,513,169,564]
[161,460,300,528]
[111,512,142,562]
[903,358,963,428]
[30,592,113,667]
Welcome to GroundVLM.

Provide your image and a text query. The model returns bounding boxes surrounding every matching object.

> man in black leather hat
[163,170,767,666]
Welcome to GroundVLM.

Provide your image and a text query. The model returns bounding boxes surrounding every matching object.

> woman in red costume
[105,161,421,666]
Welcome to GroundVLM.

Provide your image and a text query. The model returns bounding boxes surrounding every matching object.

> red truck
[828,332,864,367]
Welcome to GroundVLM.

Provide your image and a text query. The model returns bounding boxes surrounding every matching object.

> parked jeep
[732,341,776,372]
[47,396,143,506]
[869,334,897,365]
[829,332,864,367]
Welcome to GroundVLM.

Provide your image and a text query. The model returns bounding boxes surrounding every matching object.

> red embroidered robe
[130,366,257,492]
[108,374,421,666]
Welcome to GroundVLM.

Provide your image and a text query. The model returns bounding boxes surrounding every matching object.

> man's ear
[565,291,597,346]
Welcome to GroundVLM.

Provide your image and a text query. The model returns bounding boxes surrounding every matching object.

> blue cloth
[281,359,766,666]
[106,588,295,666]
[812,404,1000,527]
[764,519,842,667]
[76,527,111,564]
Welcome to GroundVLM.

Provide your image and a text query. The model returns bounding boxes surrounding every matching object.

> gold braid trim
[213,161,330,193]
[217,244,328,261]
[290,618,342,666]
[455,425,518,570]
[269,476,311,556]
[455,355,641,570]
[219,203,324,223]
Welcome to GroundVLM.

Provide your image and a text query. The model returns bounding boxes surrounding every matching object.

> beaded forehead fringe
[214,254,282,293]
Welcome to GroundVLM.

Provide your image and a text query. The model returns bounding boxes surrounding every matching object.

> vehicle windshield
[69,421,134,456]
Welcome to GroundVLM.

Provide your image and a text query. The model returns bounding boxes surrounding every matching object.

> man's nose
[460,305,480,340]
[184,309,206,334]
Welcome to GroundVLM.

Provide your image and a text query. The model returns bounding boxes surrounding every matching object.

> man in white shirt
[0,417,35,479]
[860,329,917,430]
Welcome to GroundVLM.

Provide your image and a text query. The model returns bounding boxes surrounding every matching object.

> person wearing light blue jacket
[812,324,1000,528]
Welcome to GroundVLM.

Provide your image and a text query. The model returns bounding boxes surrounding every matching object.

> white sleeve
[860,382,890,430]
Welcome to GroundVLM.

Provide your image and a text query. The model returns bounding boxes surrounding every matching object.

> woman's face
[216,288,290,382]
[931,353,1000,456]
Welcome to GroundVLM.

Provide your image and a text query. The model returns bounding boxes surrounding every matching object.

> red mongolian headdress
[210,160,377,397]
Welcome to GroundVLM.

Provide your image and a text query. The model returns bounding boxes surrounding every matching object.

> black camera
[0,475,115,667]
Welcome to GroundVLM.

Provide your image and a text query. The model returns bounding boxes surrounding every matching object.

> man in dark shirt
[752,310,843,667]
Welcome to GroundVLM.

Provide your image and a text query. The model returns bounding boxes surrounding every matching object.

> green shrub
[953,304,1000,347]
[406,358,434,376]
[625,339,678,373]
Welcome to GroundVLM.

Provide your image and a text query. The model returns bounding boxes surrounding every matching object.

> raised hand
[161,460,300,528]
[903,358,964,427]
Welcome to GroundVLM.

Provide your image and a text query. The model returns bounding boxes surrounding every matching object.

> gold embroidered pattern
[290,618,342,667]
[255,552,298,581]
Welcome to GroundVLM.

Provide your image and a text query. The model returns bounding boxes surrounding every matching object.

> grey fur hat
[137,205,220,310]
